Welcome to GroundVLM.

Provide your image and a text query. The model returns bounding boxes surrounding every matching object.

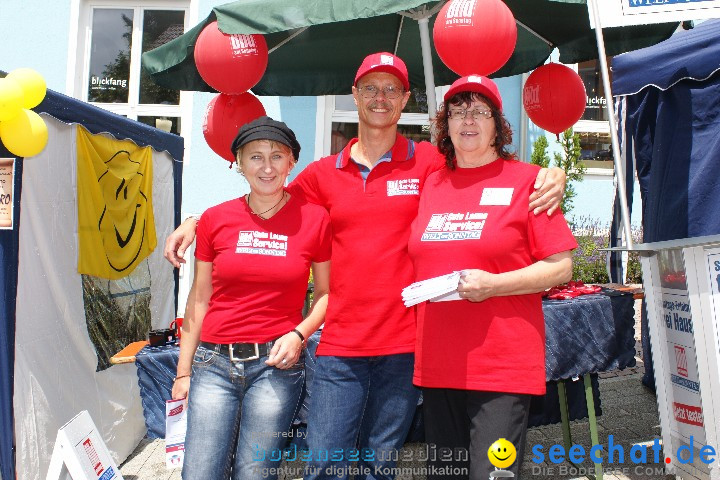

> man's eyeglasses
[357,84,404,100]
[448,108,493,121]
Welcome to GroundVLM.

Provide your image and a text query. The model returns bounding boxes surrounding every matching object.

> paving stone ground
[121,298,673,480]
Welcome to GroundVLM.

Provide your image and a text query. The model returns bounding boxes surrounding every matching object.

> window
[578,131,612,167]
[578,60,610,122]
[321,87,437,156]
[574,59,613,173]
[81,3,188,135]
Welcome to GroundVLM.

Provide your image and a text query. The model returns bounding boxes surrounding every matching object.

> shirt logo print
[236,230,288,256]
[421,212,487,241]
[387,178,420,196]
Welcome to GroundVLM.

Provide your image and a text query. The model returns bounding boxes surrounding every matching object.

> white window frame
[68,0,194,140]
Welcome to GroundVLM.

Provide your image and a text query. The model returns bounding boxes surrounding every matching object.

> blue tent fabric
[0,144,21,480]
[0,87,184,479]
[613,20,720,97]
[612,20,720,243]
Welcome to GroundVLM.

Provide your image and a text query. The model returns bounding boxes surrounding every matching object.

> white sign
[706,250,720,364]
[660,287,706,444]
[165,398,187,469]
[590,0,720,28]
[46,411,123,480]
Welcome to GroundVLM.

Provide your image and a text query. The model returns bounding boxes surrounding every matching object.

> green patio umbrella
[142,0,677,101]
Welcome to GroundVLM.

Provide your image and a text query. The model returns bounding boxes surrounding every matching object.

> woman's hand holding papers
[457,269,497,302]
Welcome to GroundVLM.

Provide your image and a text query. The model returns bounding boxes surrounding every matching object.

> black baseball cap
[230,116,301,160]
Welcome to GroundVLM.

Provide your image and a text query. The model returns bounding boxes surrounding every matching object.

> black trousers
[423,388,531,480]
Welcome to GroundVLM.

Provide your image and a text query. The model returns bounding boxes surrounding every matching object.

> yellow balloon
[6,68,47,109]
[0,77,23,122]
[0,109,48,158]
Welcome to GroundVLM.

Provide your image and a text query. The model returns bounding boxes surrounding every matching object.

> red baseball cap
[354,52,410,91]
[444,75,503,112]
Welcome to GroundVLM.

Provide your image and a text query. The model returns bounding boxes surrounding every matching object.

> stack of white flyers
[402,271,465,307]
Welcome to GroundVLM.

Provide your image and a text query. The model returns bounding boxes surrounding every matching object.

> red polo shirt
[290,134,444,356]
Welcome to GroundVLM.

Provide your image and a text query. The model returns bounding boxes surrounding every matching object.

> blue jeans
[182,345,304,480]
[295,329,322,426]
[304,354,420,480]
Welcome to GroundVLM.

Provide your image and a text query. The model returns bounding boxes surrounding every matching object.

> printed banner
[76,127,156,279]
[590,0,720,28]
[657,249,705,443]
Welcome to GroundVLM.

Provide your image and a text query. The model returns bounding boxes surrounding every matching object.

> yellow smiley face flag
[76,126,156,279]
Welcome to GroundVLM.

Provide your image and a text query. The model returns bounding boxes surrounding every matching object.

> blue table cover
[544,288,636,381]
[135,345,179,438]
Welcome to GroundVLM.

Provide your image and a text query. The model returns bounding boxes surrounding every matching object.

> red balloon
[203,93,266,162]
[433,0,517,76]
[523,63,587,135]
[195,21,268,94]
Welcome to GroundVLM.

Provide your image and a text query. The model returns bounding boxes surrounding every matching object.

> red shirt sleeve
[194,210,214,262]
[289,161,323,205]
[527,207,578,260]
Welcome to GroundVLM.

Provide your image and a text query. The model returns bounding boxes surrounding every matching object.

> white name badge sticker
[479,188,513,206]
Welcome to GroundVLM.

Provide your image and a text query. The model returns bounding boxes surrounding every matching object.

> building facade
[1,0,640,224]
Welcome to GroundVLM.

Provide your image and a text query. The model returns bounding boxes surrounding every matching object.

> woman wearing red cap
[408,76,578,479]
[172,117,331,480]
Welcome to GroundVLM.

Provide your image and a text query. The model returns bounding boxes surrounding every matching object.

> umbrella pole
[588,0,634,249]
[417,17,438,121]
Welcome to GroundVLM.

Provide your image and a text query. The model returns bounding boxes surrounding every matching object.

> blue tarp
[0,88,184,480]
[612,20,720,244]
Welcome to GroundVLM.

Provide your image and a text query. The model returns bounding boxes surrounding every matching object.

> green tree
[554,128,586,215]
[529,129,586,215]
[529,134,550,168]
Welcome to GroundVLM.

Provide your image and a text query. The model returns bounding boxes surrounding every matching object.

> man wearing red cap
[164,52,565,479]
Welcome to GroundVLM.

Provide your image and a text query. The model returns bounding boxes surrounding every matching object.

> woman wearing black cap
[172,117,331,480]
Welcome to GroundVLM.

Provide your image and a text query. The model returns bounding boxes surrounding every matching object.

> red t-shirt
[289,135,444,356]
[408,159,577,394]
[195,192,331,343]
